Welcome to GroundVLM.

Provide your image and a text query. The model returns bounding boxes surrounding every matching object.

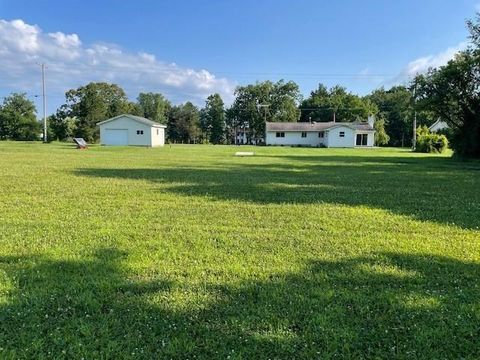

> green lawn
[0,142,479,359]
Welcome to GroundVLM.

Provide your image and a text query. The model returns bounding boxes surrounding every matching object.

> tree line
[1,13,479,157]
[0,81,433,147]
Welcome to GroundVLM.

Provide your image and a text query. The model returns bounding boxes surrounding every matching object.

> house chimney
[367,115,375,127]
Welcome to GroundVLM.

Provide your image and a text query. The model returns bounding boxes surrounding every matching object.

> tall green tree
[48,109,78,141]
[0,93,40,140]
[229,80,300,143]
[367,86,435,147]
[367,86,412,147]
[300,84,377,123]
[202,93,225,144]
[61,82,131,142]
[167,102,200,143]
[416,13,480,157]
[136,92,171,124]
[373,117,390,146]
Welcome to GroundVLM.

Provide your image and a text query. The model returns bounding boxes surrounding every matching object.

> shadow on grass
[0,250,479,358]
[75,154,480,229]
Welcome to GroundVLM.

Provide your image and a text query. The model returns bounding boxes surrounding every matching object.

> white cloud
[402,42,467,77]
[48,32,81,48]
[0,19,40,53]
[0,19,236,109]
[385,42,468,86]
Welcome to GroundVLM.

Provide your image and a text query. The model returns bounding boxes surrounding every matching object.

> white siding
[265,131,327,146]
[151,127,165,147]
[326,126,356,147]
[265,126,375,148]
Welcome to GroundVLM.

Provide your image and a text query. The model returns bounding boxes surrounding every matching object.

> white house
[265,117,375,148]
[428,119,449,133]
[97,114,166,147]
[235,128,249,145]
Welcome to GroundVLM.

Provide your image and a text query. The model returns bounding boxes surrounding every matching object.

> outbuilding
[97,114,166,147]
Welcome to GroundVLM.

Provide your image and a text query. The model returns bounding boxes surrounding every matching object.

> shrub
[415,126,449,153]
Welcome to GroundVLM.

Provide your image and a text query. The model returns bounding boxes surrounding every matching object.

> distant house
[265,117,375,148]
[428,119,449,133]
[233,123,260,145]
[234,127,249,145]
[97,114,166,147]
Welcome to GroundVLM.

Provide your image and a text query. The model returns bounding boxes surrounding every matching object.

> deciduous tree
[62,82,131,142]
[416,14,480,157]
[229,80,300,143]
[300,84,377,123]
[137,92,171,124]
[0,93,40,141]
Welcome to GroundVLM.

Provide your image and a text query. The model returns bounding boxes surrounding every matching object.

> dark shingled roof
[265,121,374,132]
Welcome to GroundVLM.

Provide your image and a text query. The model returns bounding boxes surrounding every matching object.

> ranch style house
[265,117,376,148]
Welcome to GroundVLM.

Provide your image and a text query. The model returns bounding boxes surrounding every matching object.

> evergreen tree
[202,93,225,144]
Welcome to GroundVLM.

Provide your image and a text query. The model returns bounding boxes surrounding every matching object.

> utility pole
[40,63,47,143]
[412,83,417,151]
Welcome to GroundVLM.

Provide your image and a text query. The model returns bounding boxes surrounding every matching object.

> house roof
[265,121,374,132]
[96,114,167,128]
[428,119,449,131]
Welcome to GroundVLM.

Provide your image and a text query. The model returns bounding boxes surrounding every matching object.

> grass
[0,141,479,359]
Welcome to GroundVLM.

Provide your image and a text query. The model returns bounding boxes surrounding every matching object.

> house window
[318,131,325,138]
[276,132,285,138]
[156,129,159,135]
[136,130,144,135]
[301,132,307,138]
[339,131,345,137]
[356,133,368,146]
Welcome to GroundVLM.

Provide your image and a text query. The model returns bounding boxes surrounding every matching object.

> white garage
[97,114,166,147]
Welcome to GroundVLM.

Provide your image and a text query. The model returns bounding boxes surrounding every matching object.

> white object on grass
[235,152,255,156]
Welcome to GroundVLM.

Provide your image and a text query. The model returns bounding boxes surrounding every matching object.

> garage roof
[97,114,167,128]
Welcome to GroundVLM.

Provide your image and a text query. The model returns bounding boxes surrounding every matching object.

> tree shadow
[74,154,480,229]
[1,250,479,358]
[0,249,174,358]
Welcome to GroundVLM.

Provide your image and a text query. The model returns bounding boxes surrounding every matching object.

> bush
[415,126,449,153]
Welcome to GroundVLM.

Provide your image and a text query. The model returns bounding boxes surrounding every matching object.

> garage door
[103,129,128,146]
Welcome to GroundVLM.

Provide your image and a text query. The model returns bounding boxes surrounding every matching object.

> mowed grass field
[0,142,479,359]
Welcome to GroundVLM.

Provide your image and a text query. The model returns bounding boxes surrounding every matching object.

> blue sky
[0,0,479,113]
